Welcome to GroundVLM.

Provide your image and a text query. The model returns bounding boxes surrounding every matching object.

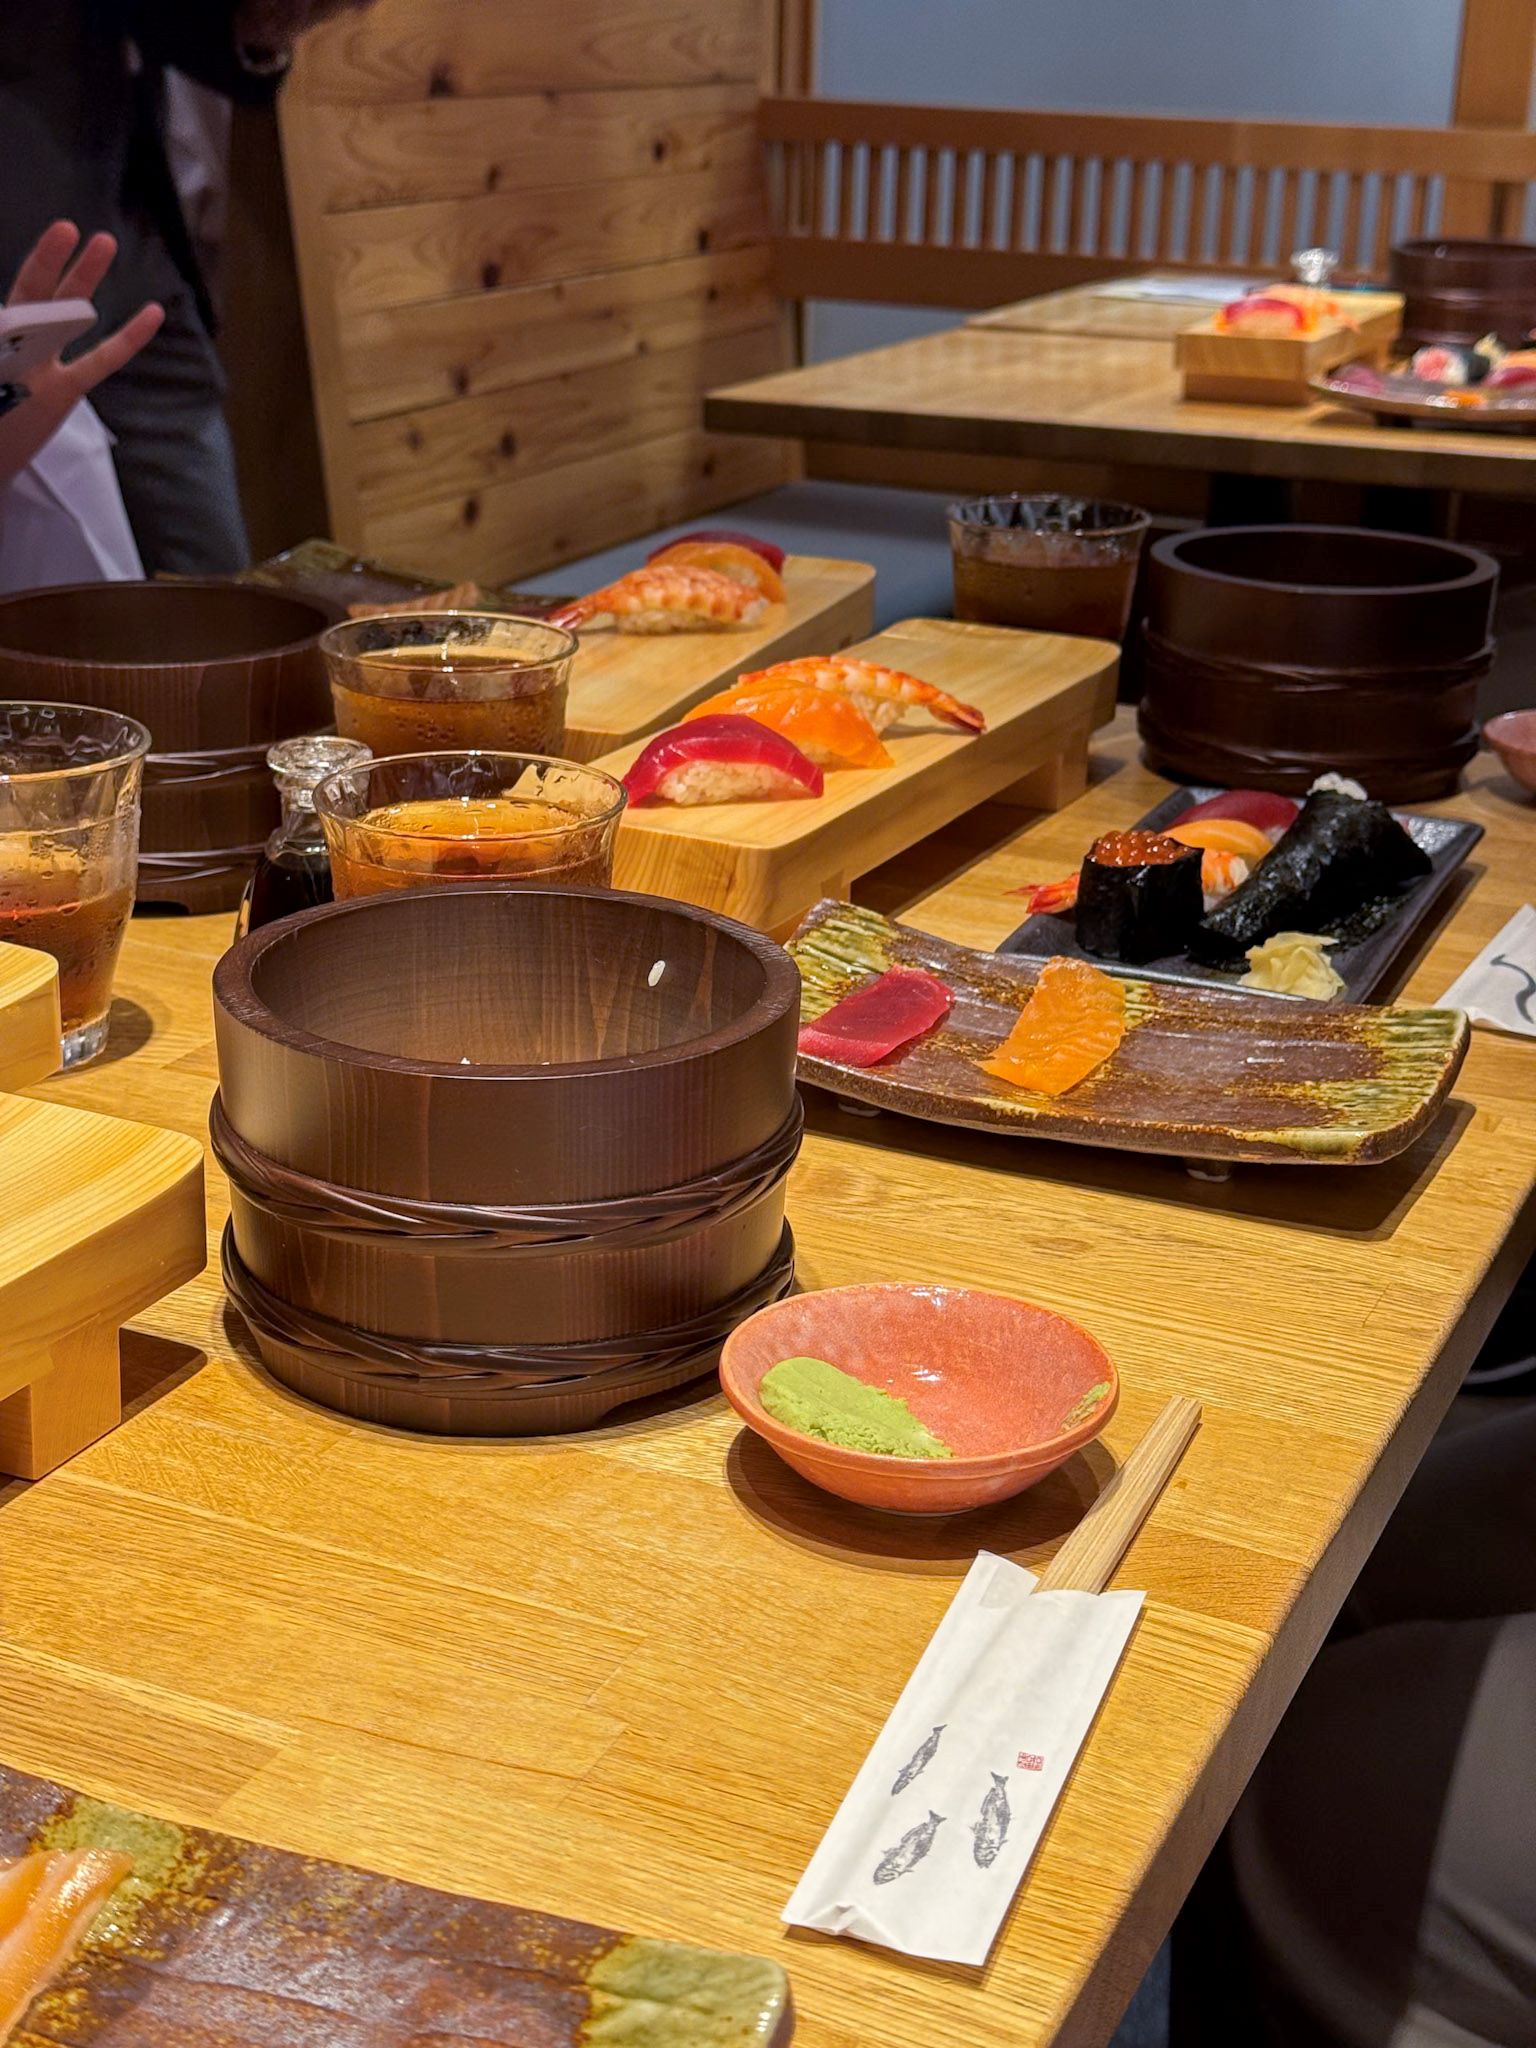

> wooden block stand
[605,616,1118,937]
[0,943,61,1092]
[0,1093,205,1480]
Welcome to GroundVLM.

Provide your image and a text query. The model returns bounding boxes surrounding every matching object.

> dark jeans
[89,287,248,576]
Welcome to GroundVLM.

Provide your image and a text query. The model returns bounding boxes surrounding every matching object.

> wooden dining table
[705,301,1536,500]
[0,714,1533,2048]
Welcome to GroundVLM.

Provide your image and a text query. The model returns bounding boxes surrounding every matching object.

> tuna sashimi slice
[1171,788,1300,840]
[798,967,954,1067]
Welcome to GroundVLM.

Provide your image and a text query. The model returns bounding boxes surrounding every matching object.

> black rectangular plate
[999,786,1484,1001]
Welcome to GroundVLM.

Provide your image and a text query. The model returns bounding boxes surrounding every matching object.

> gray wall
[807,0,1464,360]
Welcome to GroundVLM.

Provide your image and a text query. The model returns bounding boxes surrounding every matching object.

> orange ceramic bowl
[720,1282,1118,1514]
[1485,709,1536,795]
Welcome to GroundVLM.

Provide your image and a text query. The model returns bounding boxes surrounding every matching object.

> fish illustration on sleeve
[873,1810,945,1884]
[1490,953,1536,1026]
[970,1773,1011,1869]
[891,1723,945,1796]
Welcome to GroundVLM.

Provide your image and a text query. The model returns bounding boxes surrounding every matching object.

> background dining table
[0,713,1532,2048]
[705,284,1536,502]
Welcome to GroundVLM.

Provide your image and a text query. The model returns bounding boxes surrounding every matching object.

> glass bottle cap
[267,734,371,811]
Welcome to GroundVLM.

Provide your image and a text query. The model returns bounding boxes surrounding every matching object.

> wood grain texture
[706,323,1536,499]
[295,0,770,102]
[338,246,777,423]
[0,719,1530,2047]
[353,324,784,519]
[281,0,791,577]
[0,1094,205,1479]
[365,426,792,584]
[564,552,875,760]
[1174,300,1400,407]
[0,944,60,1091]
[305,82,761,212]
[1447,0,1536,235]
[1037,1398,1201,1593]
[969,285,1240,341]
[605,617,1117,930]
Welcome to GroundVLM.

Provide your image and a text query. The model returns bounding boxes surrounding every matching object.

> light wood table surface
[706,324,1536,498]
[967,283,1242,342]
[0,719,1533,2048]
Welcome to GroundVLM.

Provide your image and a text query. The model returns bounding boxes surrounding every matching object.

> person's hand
[0,221,164,493]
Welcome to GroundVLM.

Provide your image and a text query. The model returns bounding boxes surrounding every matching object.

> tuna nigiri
[685,684,892,769]
[798,967,954,1066]
[647,539,786,603]
[622,715,823,806]
[549,564,767,634]
[0,1849,133,2041]
[979,957,1127,1097]
[647,528,786,574]
[738,655,985,734]
[1217,294,1312,337]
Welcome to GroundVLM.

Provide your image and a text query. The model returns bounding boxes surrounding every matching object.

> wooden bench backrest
[761,98,1536,307]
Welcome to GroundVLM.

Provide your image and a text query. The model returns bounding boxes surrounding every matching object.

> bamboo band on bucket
[220,1219,796,1391]
[210,1093,803,1254]
[1140,626,1493,693]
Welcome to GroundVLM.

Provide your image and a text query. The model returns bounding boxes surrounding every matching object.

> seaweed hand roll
[1076,830,1204,965]
[1192,789,1431,966]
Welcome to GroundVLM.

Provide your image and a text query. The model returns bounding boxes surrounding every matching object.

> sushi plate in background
[1310,369,1536,431]
[1001,786,1482,1001]
[790,901,1469,1167]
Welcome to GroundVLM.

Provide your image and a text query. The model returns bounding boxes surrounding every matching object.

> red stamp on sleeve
[1017,1751,1045,1772]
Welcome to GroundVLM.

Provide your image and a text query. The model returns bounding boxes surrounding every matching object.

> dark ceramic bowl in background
[0,580,336,910]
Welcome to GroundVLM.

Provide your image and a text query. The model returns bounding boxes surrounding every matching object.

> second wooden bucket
[212,885,802,1433]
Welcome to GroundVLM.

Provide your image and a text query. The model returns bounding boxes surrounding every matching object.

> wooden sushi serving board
[0,943,60,1091]
[563,554,876,761]
[604,617,1118,936]
[0,1093,204,1480]
[1177,291,1402,404]
[0,1765,794,2047]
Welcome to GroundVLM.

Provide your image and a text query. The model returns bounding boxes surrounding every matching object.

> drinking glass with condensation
[313,750,627,898]
[0,701,150,1067]
[948,495,1151,641]
[320,613,578,758]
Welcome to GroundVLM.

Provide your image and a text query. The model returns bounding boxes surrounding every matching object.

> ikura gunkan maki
[1076,830,1204,964]
[1193,788,1431,965]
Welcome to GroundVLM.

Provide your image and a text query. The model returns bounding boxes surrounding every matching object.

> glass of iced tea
[949,496,1151,640]
[314,751,626,898]
[0,702,150,1067]
[320,613,577,756]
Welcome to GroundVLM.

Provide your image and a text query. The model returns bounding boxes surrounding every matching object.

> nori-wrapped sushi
[1192,789,1431,965]
[1076,830,1204,964]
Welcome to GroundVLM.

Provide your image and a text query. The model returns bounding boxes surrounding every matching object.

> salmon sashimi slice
[979,957,1127,1097]
[684,685,892,769]
[0,1849,133,2041]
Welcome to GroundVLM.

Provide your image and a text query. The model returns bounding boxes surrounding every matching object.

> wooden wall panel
[282,0,792,577]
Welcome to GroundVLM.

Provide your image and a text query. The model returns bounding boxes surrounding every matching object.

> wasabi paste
[760,1355,952,1458]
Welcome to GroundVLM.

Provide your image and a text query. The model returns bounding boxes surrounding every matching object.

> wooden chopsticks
[1035,1396,1202,1594]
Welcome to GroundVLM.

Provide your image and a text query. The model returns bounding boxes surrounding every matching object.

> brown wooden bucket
[0,580,335,911]
[1137,526,1496,802]
[212,885,802,1434]
[1390,237,1536,352]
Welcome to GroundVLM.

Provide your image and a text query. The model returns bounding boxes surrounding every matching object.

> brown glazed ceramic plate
[0,1764,794,2046]
[789,901,1469,1166]
[1311,370,1536,430]
[241,538,574,618]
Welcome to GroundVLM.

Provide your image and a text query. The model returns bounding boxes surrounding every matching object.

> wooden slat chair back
[760,98,1536,308]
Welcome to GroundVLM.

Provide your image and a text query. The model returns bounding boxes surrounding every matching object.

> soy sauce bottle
[235,735,372,938]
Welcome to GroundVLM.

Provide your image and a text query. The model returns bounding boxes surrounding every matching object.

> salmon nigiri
[685,684,892,769]
[646,539,786,603]
[979,957,1127,1097]
[548,564,767,635]
[0,1849,133,2040]
[738,655,985,733]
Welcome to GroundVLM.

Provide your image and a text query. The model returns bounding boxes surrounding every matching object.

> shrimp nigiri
[685,684,892,769]
[737,655,985,734]
[0,1849,133,2040]
[549,565,767,635]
